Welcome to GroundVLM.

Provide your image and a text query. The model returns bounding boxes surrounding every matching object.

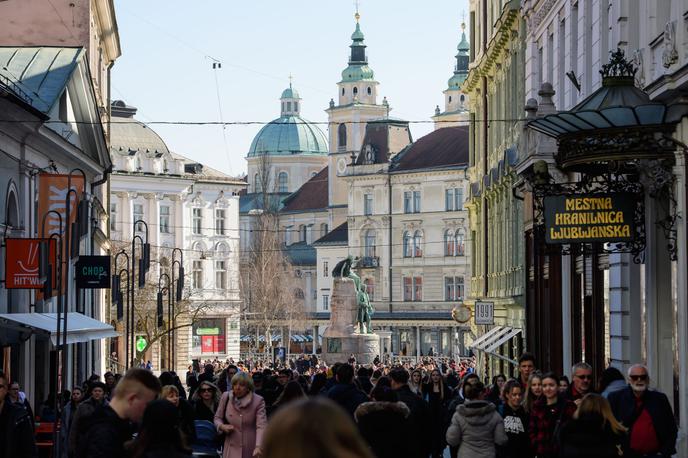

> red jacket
[528,396,576,456]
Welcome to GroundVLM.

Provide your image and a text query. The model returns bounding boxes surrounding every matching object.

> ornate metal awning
[528,49,688,172]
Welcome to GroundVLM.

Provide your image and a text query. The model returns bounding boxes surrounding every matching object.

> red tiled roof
[392,126,469,172]
[281,167,329,212]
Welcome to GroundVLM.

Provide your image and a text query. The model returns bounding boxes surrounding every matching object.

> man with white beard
[608,364,677,458]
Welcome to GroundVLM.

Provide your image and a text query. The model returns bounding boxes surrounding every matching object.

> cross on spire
[354,0,360,22]
[288,73,293,88]
[461,11,466,30]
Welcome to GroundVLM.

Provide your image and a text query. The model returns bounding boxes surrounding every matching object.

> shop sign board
[544,193,638,244]
[474,301,494,325]
[75,256,111,288]
[5,238,56,289]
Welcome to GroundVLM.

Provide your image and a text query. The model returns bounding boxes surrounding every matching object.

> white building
[109,101,245,371]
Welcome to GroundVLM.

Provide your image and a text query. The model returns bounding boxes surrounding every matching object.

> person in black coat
[354,384,411,458]
[422,369,451,458]
[390,367,431,458]
[607,365,677,458]
[0,372,36,458]
[161,385,196,444]
[498,379,532,458]
[126,400,191,458]
[326,364,369,417]
[559,393,626,458]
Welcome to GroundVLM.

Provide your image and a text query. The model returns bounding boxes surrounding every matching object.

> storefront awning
[0,312,118,345]
[469,326,504,350]
[484,327,522,353]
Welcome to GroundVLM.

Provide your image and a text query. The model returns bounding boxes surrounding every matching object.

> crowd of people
[0,352,679,458]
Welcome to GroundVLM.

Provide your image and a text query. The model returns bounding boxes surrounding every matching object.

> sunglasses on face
[199,388,214,393]
[630,374,648,381]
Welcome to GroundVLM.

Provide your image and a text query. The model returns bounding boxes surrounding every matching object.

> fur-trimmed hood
[354,401,410,422]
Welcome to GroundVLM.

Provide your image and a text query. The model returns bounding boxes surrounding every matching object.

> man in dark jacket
[326,364,368,417]
[69,381,109,454]
[390,367,431,458]
[566,361,594,405]
[608,364,677,458]
[0,372,36,458]
[77,368,161,458]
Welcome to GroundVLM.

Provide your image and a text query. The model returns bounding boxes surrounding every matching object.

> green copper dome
[281,86,300,99]
[248,116,328,157]
[448,73,467,89]
[339,18,375,83]
[341,64,375,82]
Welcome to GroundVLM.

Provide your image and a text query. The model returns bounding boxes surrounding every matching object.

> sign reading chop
[544,193,638,244]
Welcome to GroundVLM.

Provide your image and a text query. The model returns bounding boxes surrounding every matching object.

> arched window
[353,87,358,96]
[254,174,260,192]
[363,229,376,257]
[456,232,465,256]
[338,123,347,148]
[341,87,345,96]
[449,96,453,104]
[294,102,298,112]
[413,230,423,257]
[367,86,372,95]
[460,94,465,103]
[216,242,229,256]
[444,230,455,256]
[6,189,18,228]
[278,172,288,193]
[403,231,412,257]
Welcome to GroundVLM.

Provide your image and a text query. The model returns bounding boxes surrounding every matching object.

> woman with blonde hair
[214,372,267,458]
[559,393,626,458]
[522,372,543,413]
[262,397,374,458]
[409,369,423,397]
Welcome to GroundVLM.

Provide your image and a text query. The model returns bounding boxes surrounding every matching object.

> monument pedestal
[322,278,379,364]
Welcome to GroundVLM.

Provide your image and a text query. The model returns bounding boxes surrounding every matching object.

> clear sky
[112,0,470,177]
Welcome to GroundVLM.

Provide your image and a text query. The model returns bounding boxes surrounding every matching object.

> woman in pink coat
[214,372,267,458]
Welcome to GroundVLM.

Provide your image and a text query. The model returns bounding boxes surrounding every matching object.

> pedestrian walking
[7,381,34,426]
[326,364,369,418]
[598,367,626,399]
[423,369,451,458]
[446,379,508,458]
[498,379,532,458]
[126,399,192,458]
[191,380,221,422]
[566,362,594,405]
[447,373,481,458]
[354,384,411,458]
[518,353,536,390]
[214,372,267,458]
[607,364,677,458]
[409,369,423,397]
[162,385,196,445]
[559,393,625,458]
[523,373,543,413]
[528,372,576,458]
[262,397,374,458]
[0,371,36,458]
[76,368,161,458]
[69,381,109,454]
[271,380,305,413]
[390,367,432,458]
[486,375,507,405]
[59,386,84,458]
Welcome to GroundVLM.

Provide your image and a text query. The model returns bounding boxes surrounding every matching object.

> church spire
[448,20,470,90]
[280,77,301,116]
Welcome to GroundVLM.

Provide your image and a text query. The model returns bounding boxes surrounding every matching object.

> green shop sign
[75,255,111,289]
[196,327,220,336]
[136,336,147,353]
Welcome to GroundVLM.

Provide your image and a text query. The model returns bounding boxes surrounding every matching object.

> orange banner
[37,173,85,295]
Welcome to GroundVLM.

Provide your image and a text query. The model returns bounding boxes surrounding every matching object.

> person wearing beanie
[68,380,109,454]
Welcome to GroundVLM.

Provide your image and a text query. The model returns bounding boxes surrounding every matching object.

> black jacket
[394,385,432,458]
[354,401,411,458]
[76,405,133,458]
[0,400,37,458]
[607,386,677,457]
[498,403,532,458]
[559,415,624,458]
[326,383,368,417]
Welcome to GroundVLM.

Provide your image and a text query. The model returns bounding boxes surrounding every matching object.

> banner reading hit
[544,193,638,244]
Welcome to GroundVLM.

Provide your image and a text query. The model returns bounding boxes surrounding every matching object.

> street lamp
[171,248,184,369]
[112,250,130,367]
[131,219,150,367]
[157,273,171,368]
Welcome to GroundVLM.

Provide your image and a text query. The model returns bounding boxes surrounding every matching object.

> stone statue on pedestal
[332,256,374,334]
[323,256,379,364]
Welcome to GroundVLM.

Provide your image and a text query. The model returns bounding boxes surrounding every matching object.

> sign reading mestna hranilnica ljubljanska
[544,193,638,244]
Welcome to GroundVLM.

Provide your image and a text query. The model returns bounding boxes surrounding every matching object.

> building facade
[465,0,526,376]
[110,101,245,371]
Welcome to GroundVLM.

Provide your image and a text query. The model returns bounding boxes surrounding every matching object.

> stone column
[415,326,421,360]
[608,253,641,370]
[561,254,573,375]
[312,325,318,355]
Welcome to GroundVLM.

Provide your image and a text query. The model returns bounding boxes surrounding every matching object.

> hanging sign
[474,301,494,325]
[136,336,147,353]
[75,256,111,288]
[5,238,56,289]
[544,193,638,244]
